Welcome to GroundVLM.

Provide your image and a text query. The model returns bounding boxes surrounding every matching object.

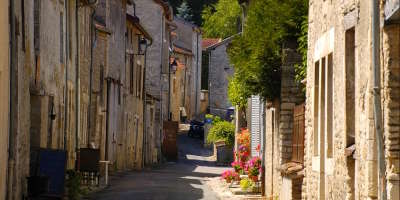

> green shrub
[207,121,235,146]
[205,114,223,125]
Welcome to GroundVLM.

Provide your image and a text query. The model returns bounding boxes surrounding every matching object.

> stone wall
[305,0,399,199]
[208,40,234,119]
[0,1,9,198]
[263,47,303,200]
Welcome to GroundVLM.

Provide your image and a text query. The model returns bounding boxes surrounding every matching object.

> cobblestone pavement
[88,132,229,200]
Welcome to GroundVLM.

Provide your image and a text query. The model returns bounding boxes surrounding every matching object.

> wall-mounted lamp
[50,102,56,120]
[170,59,178,73]
[138,36,148,55]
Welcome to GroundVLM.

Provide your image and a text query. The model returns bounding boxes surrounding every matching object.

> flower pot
[226,179,232,183]
[249,175,258,182]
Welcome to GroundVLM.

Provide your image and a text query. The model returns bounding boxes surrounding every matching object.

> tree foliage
[228,74,250,109]
[226,0,308,102]
[176,1,194,22]
[295,16,308,84]
[201,0,241,39]
[168,0,217,26]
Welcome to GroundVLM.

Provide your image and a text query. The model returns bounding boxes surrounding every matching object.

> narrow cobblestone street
[88,132,229,200]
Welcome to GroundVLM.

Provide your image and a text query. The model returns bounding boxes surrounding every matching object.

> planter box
[214,141,233,166]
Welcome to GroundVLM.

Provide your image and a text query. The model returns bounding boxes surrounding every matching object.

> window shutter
[250,95,261,157]
[34,0,41,55]
[292,104,305,163]
[60,12,64,63]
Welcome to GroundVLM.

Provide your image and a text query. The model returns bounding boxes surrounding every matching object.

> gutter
[194,32,199,117]
[372,0,387,199]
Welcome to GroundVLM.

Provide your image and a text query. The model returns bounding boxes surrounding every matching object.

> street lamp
[138,36,148,55]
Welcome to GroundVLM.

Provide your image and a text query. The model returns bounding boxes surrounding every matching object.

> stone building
[263,47,304,200]
[133,0,174,165]
[170,17,202,122]
[205,36,235,119]
[123,10,152,169]
[171,45,193,122]
[304,1,400,199]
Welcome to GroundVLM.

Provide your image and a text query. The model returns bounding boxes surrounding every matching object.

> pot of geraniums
[231,160,244,174]
[245,157,261,182]
[221,170,239,183]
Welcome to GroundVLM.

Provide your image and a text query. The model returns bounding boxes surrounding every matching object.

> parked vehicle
[188,120,204,139]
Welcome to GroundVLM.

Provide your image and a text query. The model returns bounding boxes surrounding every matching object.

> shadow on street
[87,132,229,200]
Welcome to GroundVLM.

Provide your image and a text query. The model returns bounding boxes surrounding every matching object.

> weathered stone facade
[206,37,235,119]
[305,1,400,199]
[171,17,202,122]
[264,47,304,200]
[0,2,9,198]
[133,0,173,165]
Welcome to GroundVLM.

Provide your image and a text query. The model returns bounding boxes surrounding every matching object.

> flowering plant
[221,170,239,183]
[231,161,244,174]
[245,157,262,182]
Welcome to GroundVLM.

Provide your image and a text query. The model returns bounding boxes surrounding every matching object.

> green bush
[207,121,235,146]
[205,114,223,125]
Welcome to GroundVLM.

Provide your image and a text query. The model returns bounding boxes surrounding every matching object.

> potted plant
[245,157,261,182]
[231,161,244,174]
[221,170,239,183]
[207,121,235,164]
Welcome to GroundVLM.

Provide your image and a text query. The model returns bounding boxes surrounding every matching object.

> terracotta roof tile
[202,38,222,50]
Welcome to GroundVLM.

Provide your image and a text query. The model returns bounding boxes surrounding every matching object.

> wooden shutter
[250,95,261,157]
[34,0,40,54]
[292,103,305,163]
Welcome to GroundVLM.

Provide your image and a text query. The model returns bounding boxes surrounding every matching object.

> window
[60,12,64,64]
[314,54,333,158]
[100,65,104,104]
[130,55,134,94]
[313,29,334,159]
[34,0,40,54]
[136,64,142,98]
[345,28,356,146]
[21,0,25,52]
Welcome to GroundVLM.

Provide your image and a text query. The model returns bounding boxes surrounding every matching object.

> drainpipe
[142,39,152,168]
[64,0,69,151]
[105,78,111,161]
[7,0,15,198]
[75,0,80,170]
[88,9,97,147]
[372,0,387,199]
[195,31,199,118]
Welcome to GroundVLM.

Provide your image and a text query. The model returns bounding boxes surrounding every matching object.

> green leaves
[202,0,242,39]
[207,121,235,147]
[227,0,308,100]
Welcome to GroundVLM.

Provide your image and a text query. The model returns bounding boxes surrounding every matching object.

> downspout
[372,0,387,199]
[64,0,69,151]
[105,78,111,161]
[195,31,199,117]
[75,0,80,169]
[208,50,211,112]
[88,9,97,147]
[142,52,147,168]
[7,0,15,198]
[142,39,152,168]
